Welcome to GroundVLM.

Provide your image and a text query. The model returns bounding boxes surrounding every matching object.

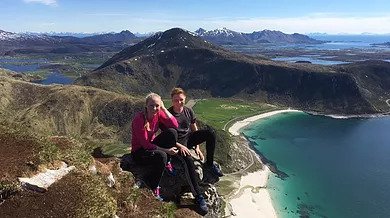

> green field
[192,98,278,130]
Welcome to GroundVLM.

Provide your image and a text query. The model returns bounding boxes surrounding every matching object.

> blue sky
[1,0,390,34]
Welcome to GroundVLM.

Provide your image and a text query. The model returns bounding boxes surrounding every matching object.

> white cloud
[23,0,57,6]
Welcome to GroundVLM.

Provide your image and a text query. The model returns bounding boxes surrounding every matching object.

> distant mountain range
[76,28,390,115]
[0,29,138,46]
[0,30,58,45]
[195,28,323,45]
[0,29,143,54]
[0,28,324,54]
[372,42,390,47]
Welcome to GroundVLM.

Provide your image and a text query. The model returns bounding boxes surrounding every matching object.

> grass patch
[74,173,117,217]
[38,140,61,164]
[193,98,277,130]
[159,202,177,218]
[0,180,20,198]
[40,136,95,169]
[101,142,130,157]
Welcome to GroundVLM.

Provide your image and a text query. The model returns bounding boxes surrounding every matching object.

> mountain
[76,28,390,115]
[0,29,138,45]
[372,42,390,47]
[0,30,60,46]
[247,30,321,44]
[0,28,322,55]
[30,31,105,38]
[194,28,323,45]
[0,29,141,54]
[337,60,390,112]
[195,27,251,45]
[77,30,138,44]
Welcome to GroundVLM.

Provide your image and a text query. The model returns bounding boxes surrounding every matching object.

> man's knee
[205,129,216,140]
[166,128,178,141]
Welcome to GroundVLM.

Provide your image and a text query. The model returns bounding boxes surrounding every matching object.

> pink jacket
[131,110,178,153]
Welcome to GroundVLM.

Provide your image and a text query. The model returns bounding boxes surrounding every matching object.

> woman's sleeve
[158,110,178,128]
[132,115,157,150]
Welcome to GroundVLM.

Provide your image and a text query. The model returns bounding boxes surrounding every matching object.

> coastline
[226,109,302,218]
[228,109,302,136]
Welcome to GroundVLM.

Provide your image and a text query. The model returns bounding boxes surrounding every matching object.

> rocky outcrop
[120,152,223,217]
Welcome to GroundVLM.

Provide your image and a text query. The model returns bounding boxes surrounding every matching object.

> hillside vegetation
[0,75,257,217]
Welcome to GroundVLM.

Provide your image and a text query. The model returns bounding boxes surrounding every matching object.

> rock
[89,165,97,174]
[106,172,115,188]
[18,162,75,192]
[120,152,223,215]
[203,184,223,218]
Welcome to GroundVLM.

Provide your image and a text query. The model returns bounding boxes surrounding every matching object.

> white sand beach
[228,166,277,218]
[227,109,301,218]
[229,109,302,136]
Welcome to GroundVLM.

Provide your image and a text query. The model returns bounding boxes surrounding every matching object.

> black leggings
[132,128,177,189]
[185,129,216,167]
[132,128,204,197]
[176,155,202,196]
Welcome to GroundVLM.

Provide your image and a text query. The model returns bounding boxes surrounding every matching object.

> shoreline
[229,109,302,136]
[307,111,390,119]
[226,109,302,218]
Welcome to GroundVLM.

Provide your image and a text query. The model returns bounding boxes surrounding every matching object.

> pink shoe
[154,186,163,201]
[165,161,176,176]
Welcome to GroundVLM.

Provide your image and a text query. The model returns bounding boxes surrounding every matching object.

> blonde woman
[131,93,178,198]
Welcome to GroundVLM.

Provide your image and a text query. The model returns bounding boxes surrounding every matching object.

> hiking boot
[195,195,208,214]
[206,163,224,177]
[165,161,176,176]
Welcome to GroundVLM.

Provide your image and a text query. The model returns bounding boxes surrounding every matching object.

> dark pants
[177,155,202,196]
[132,128,177,189]
[181,129,216,167]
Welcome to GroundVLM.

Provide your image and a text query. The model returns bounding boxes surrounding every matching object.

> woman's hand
[177,143,191,156]
[166,147,178,156]
[195,146,204,161]
[160,99,166,110]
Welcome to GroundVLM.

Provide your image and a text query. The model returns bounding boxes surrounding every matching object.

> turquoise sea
[241,112,390,218]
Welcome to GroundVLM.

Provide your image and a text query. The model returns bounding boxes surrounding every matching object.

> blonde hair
[144,93,161,130]
[171,87,186,98]
[145,92,161,105]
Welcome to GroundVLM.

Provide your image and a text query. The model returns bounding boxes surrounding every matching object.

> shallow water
[36,72,74,85]
[242,112,390,218]
[0,57,47,72]
[271,56,349,65]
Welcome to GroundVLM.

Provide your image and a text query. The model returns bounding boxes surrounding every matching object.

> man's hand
[195,146,204,161]
[177,143,191,156]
